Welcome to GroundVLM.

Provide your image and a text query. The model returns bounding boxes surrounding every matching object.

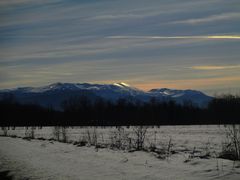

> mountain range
[0,82,213,109]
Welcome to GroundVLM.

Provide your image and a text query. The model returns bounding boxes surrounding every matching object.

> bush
[61,127,68,143]
[24,127,35,139]
[3,127,8,136]
[221,125,240,160]
[110,127,129,150]
[133,126,148,150]
[85,128,98,146]
[53,126,61,141]
[52,126,68,142]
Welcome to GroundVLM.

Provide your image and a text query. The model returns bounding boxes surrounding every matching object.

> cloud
[0,0,60,7]
[0,0,34,6]
[170,12,240,25]
[87,14,143,21]
[107,35,240,40]
[192,65,240,70]
[134,76,240,91]
[1,0,240,94]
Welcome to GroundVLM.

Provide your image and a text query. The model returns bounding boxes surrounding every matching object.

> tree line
[0,94,239,126]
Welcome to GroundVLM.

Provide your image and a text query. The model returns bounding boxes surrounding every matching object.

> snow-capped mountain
[0,82,212,109]
[149,88,212,106]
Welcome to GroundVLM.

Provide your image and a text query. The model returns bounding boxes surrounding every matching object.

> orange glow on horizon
[132,76,240,91]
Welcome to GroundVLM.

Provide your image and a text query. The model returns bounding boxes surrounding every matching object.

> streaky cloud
[192,65,240,70]
[107,35,240,40]
[134,76,240,91]
[170,12,240,25]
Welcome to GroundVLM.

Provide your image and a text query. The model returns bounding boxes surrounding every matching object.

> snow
[0,136,239,180]
[0,125,240,179]
[1,125,226,153]
[113,83,125,88]
[172,93,185,98]
[118,82,131,87]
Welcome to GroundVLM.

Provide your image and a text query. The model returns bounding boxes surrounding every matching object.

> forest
[0,94,239,126]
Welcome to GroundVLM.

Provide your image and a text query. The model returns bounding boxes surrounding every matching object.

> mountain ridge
[0,82,213,109]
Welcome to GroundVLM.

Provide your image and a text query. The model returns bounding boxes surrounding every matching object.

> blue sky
[0,0,240,94]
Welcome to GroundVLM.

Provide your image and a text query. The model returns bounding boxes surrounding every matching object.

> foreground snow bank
[0,137,240,180]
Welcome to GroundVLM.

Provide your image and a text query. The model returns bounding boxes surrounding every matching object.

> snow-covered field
[0,125,228,153]
[0,125,240,179]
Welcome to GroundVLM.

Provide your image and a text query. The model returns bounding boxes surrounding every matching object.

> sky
[0,0,240,95]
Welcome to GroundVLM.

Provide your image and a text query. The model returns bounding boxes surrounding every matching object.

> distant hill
[0,82,213,109]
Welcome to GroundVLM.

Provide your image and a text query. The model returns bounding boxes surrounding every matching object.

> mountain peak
[148,88,209,98]
[113,82,130,88]
[50,82,63,87]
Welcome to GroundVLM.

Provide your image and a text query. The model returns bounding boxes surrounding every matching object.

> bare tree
[2,127,8,136]
[52,126,68,142]
[133,126,148,150]
[86,129,92,145]
[24,126,35,139]
[30,127,35,139]
[92,127,98,146]
[85,128,98,146]
[222,125,240,160]
[62,126,68,143]
[53,126,61,141]
[110,127,129,150]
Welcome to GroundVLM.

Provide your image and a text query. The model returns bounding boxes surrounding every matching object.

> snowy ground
[0,125,228,153]
[0,126,240,179]
[0,136,240,180]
